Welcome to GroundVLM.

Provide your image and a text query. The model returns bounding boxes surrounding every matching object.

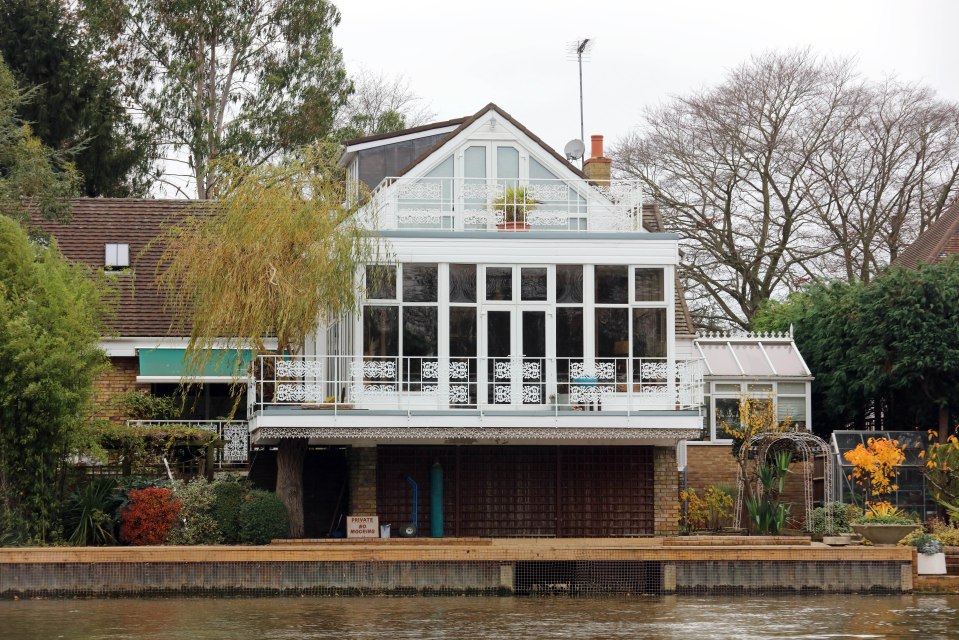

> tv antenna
[568,38,593,166]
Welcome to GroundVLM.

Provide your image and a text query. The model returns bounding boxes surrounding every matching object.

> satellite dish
[564,138,586,161]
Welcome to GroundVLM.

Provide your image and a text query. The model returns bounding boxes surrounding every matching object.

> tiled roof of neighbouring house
[896,197,959,269]
[30,198,200,337]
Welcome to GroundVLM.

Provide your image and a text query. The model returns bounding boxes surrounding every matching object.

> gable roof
[30,199,198,337]
[896,197,959,269]
[393,103,589,181]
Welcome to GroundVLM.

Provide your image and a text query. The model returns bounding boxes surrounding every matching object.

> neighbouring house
[895,196,959,269]
[32,103,816,536]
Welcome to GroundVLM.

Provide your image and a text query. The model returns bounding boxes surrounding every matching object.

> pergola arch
[734,432,834,533]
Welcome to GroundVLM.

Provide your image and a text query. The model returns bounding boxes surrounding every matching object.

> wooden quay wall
[0,538,914,597]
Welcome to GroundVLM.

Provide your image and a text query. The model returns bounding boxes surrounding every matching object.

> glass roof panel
[763,344,808,376]
[730,344,775,376]
[699,343,740,376]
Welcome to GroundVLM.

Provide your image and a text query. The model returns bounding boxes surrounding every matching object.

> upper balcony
[361,177,645,233]
[247,355,704,441]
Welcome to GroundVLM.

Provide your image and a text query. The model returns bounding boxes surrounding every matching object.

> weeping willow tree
[156,144,378,537]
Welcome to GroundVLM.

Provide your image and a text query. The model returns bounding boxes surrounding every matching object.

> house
[32,103,816,537]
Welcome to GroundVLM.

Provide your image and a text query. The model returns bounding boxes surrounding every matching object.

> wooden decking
[0,537,913,564]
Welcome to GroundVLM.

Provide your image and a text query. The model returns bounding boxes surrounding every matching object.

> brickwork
[654,447,680,535]
[349,446,377,516]
[93,356,147,423]
[686,442,814,526]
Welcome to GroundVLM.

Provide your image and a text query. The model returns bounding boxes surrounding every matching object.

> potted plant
[850,501,920,545]
[492,185,537,231]
[906,533,947,575]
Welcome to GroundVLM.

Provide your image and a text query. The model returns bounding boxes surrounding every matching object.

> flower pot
[918,552,947,575]
[851,523,919,545]
[496,221,530,232]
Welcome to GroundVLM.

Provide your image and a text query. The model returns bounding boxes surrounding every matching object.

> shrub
[904,533,945,555]
[239,490,289,544]
[854,501,916,525]
[931,519,959,547]
[119,487,181,545]
[212,477,247,544]
[806,502,860,535]
[166,478,222,545]
[64,479,121,546]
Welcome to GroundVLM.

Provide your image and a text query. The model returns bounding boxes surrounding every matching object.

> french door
[483,307,550,407]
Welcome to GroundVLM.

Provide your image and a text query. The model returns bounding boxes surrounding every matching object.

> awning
[137,348,253,382]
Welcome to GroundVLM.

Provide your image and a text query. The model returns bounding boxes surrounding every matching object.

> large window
[707,381,809,440]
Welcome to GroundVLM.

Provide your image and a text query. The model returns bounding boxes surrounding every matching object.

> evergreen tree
[0,0,155,197]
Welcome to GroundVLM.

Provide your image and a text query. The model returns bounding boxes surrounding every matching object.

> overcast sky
[335,0,959,156]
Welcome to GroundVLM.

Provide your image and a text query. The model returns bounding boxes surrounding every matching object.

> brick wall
[94,357,148,423]
[685,442,813,527]
[349,446,377,516]
[654,447,680,535]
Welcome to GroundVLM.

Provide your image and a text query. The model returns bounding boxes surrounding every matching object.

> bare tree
[335,67,435,140]
[613,50,959,328]
[613,50,853,328]
[805,81,959,282]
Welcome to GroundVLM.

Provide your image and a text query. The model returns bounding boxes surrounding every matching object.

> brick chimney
[583,134,611,185]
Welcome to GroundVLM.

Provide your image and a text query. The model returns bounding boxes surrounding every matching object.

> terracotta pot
[851,523,919,545]
[496,221,530,231]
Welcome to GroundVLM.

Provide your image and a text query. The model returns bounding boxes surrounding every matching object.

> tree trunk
[939,405,951,444]
[276,437,308,538]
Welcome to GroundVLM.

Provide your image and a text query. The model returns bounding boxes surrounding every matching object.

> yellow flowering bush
[922,433,959,522]
[843,437,905,510]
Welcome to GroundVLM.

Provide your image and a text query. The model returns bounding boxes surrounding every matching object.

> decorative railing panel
[127,420,250,467]
[253,355,704,415]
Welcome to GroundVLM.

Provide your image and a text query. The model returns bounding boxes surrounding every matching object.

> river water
[1,594,956,639]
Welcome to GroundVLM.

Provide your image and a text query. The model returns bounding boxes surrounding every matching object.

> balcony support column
[653,446,680,536]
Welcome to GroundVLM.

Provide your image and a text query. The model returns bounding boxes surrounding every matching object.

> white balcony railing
[251,355,703,415]
[363,177,644,232]
[127,420,249,466]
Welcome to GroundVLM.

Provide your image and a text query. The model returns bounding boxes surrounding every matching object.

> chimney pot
[590,134,604,159]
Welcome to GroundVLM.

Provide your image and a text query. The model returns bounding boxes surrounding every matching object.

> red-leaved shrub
[119,487,182,545]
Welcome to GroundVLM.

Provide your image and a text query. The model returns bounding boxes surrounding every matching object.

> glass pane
[521,267,547,301]
[556,265,583,303]
[595,265,628,304]
[595,308,629,357]
[777,395,806,422]
[714,383,741,393]
[464,146,486,179]
[556,308,583,357]
[715,398,741,438]
[366,265,396,299]
[363,306,398,356]
[522,311,546,358]
[403,264,438,302]
[487,311,511,358]
[634,268,665,302]
[496,146,519,181]
[449,307,477,357]
[485,266,512,300]
[778,382,806,394]
[632,308,666,358]
[449,264,477,303]
[402,306,438,356]
[747,383,773,393]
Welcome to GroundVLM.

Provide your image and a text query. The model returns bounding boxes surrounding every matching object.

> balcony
[363,177,644,233]
[248,355,703,440]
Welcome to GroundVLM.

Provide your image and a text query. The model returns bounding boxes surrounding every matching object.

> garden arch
[734,431,834,533]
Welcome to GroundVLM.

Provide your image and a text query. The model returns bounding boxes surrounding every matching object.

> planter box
[851,523,919,546]
[918,552,947,575]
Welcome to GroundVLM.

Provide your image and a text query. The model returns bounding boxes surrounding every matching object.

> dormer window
[105,243,130,271]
